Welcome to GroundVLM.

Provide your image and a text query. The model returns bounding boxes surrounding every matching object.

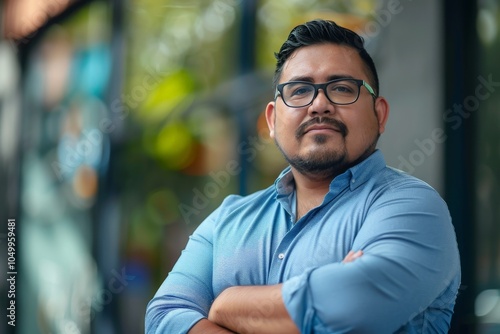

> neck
[290,149,376,220]
[291,168,333,220]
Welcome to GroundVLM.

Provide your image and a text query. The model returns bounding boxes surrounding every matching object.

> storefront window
[475,1,500,331]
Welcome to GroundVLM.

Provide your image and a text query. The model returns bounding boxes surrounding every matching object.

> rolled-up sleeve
[145,212,218,334]
[282,184,461,333]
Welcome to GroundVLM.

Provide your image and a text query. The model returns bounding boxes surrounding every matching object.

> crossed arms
[146,187,460,334]
[190,284,294,334]
[189,251,363,334]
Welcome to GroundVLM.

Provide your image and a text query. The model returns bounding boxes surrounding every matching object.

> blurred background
[0,0,499,333]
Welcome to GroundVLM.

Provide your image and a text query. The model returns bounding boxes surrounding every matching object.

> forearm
[208,284,299,334]
[188,319,236,334]
[206,251,362,334]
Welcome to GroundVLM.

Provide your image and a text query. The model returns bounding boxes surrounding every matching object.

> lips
[304,125,341,134]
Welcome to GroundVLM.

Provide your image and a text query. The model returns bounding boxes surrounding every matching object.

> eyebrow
[286,74,356,82]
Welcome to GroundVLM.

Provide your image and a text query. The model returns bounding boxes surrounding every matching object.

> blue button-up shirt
[146,150,461,333]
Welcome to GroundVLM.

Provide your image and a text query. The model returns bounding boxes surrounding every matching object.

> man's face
[265,43,389,179]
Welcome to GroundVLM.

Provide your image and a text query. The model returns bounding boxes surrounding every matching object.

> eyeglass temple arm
[362,81,377,97]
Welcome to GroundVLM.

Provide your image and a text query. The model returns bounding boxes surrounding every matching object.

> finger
[342,250,363,263]
[342,250,355,263]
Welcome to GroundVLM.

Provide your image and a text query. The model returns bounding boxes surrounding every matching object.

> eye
[287,84,314,97]
[329,83,355,94]
[328,80,359,96]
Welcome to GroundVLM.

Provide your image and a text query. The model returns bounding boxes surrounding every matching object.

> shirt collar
[275,166,295,197]
[347,149,386,191]
[274,149,386,195]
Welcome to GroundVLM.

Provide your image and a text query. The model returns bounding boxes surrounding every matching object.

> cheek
[345,113,379,146]
[275,122,293,144]
[274,117,302,151]
[275,113,299,137]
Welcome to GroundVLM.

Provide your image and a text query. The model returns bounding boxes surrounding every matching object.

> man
[146,19,461,333]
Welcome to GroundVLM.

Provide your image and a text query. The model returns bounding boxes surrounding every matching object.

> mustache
[295,117,348,139]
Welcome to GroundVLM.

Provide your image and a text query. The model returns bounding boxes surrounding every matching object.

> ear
[374,96,390,134]
[265,101,276,139]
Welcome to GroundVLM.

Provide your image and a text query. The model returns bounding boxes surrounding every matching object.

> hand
[342,250,363,263]
[204,251,362,334]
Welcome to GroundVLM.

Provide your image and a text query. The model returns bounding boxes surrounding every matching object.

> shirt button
[351,178,356,183]
[278,253,285,260]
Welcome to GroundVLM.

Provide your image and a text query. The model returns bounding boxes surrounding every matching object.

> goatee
[276,117,349,178]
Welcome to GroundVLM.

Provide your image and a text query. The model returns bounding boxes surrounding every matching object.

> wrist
[188,319,235,334]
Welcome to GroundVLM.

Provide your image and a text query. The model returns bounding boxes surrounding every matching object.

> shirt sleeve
[282,183,461,333]
[145,208,219,334]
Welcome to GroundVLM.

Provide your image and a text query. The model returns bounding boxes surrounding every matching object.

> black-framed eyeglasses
[275,78,377,108]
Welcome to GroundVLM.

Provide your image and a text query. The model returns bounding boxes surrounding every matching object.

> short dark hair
[273,19,379,96]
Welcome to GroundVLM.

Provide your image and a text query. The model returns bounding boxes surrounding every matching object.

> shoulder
[377,166,437,189]
[221,185,275,207]
[361,166,451,223]
[351,151,444,205]
[207,185,277,222]
[372,166,445,199]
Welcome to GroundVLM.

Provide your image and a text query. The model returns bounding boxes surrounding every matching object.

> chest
[211,198,367,295]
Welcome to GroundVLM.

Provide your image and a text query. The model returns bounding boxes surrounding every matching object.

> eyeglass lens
[282,80,360,107]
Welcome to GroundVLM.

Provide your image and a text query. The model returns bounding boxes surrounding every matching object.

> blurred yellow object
[139,70,196,122]
[155,121,196,170]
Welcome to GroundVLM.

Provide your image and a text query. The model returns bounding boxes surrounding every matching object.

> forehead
[280,43,369,82]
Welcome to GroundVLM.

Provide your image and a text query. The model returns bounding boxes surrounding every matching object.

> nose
[308,89,336,116]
